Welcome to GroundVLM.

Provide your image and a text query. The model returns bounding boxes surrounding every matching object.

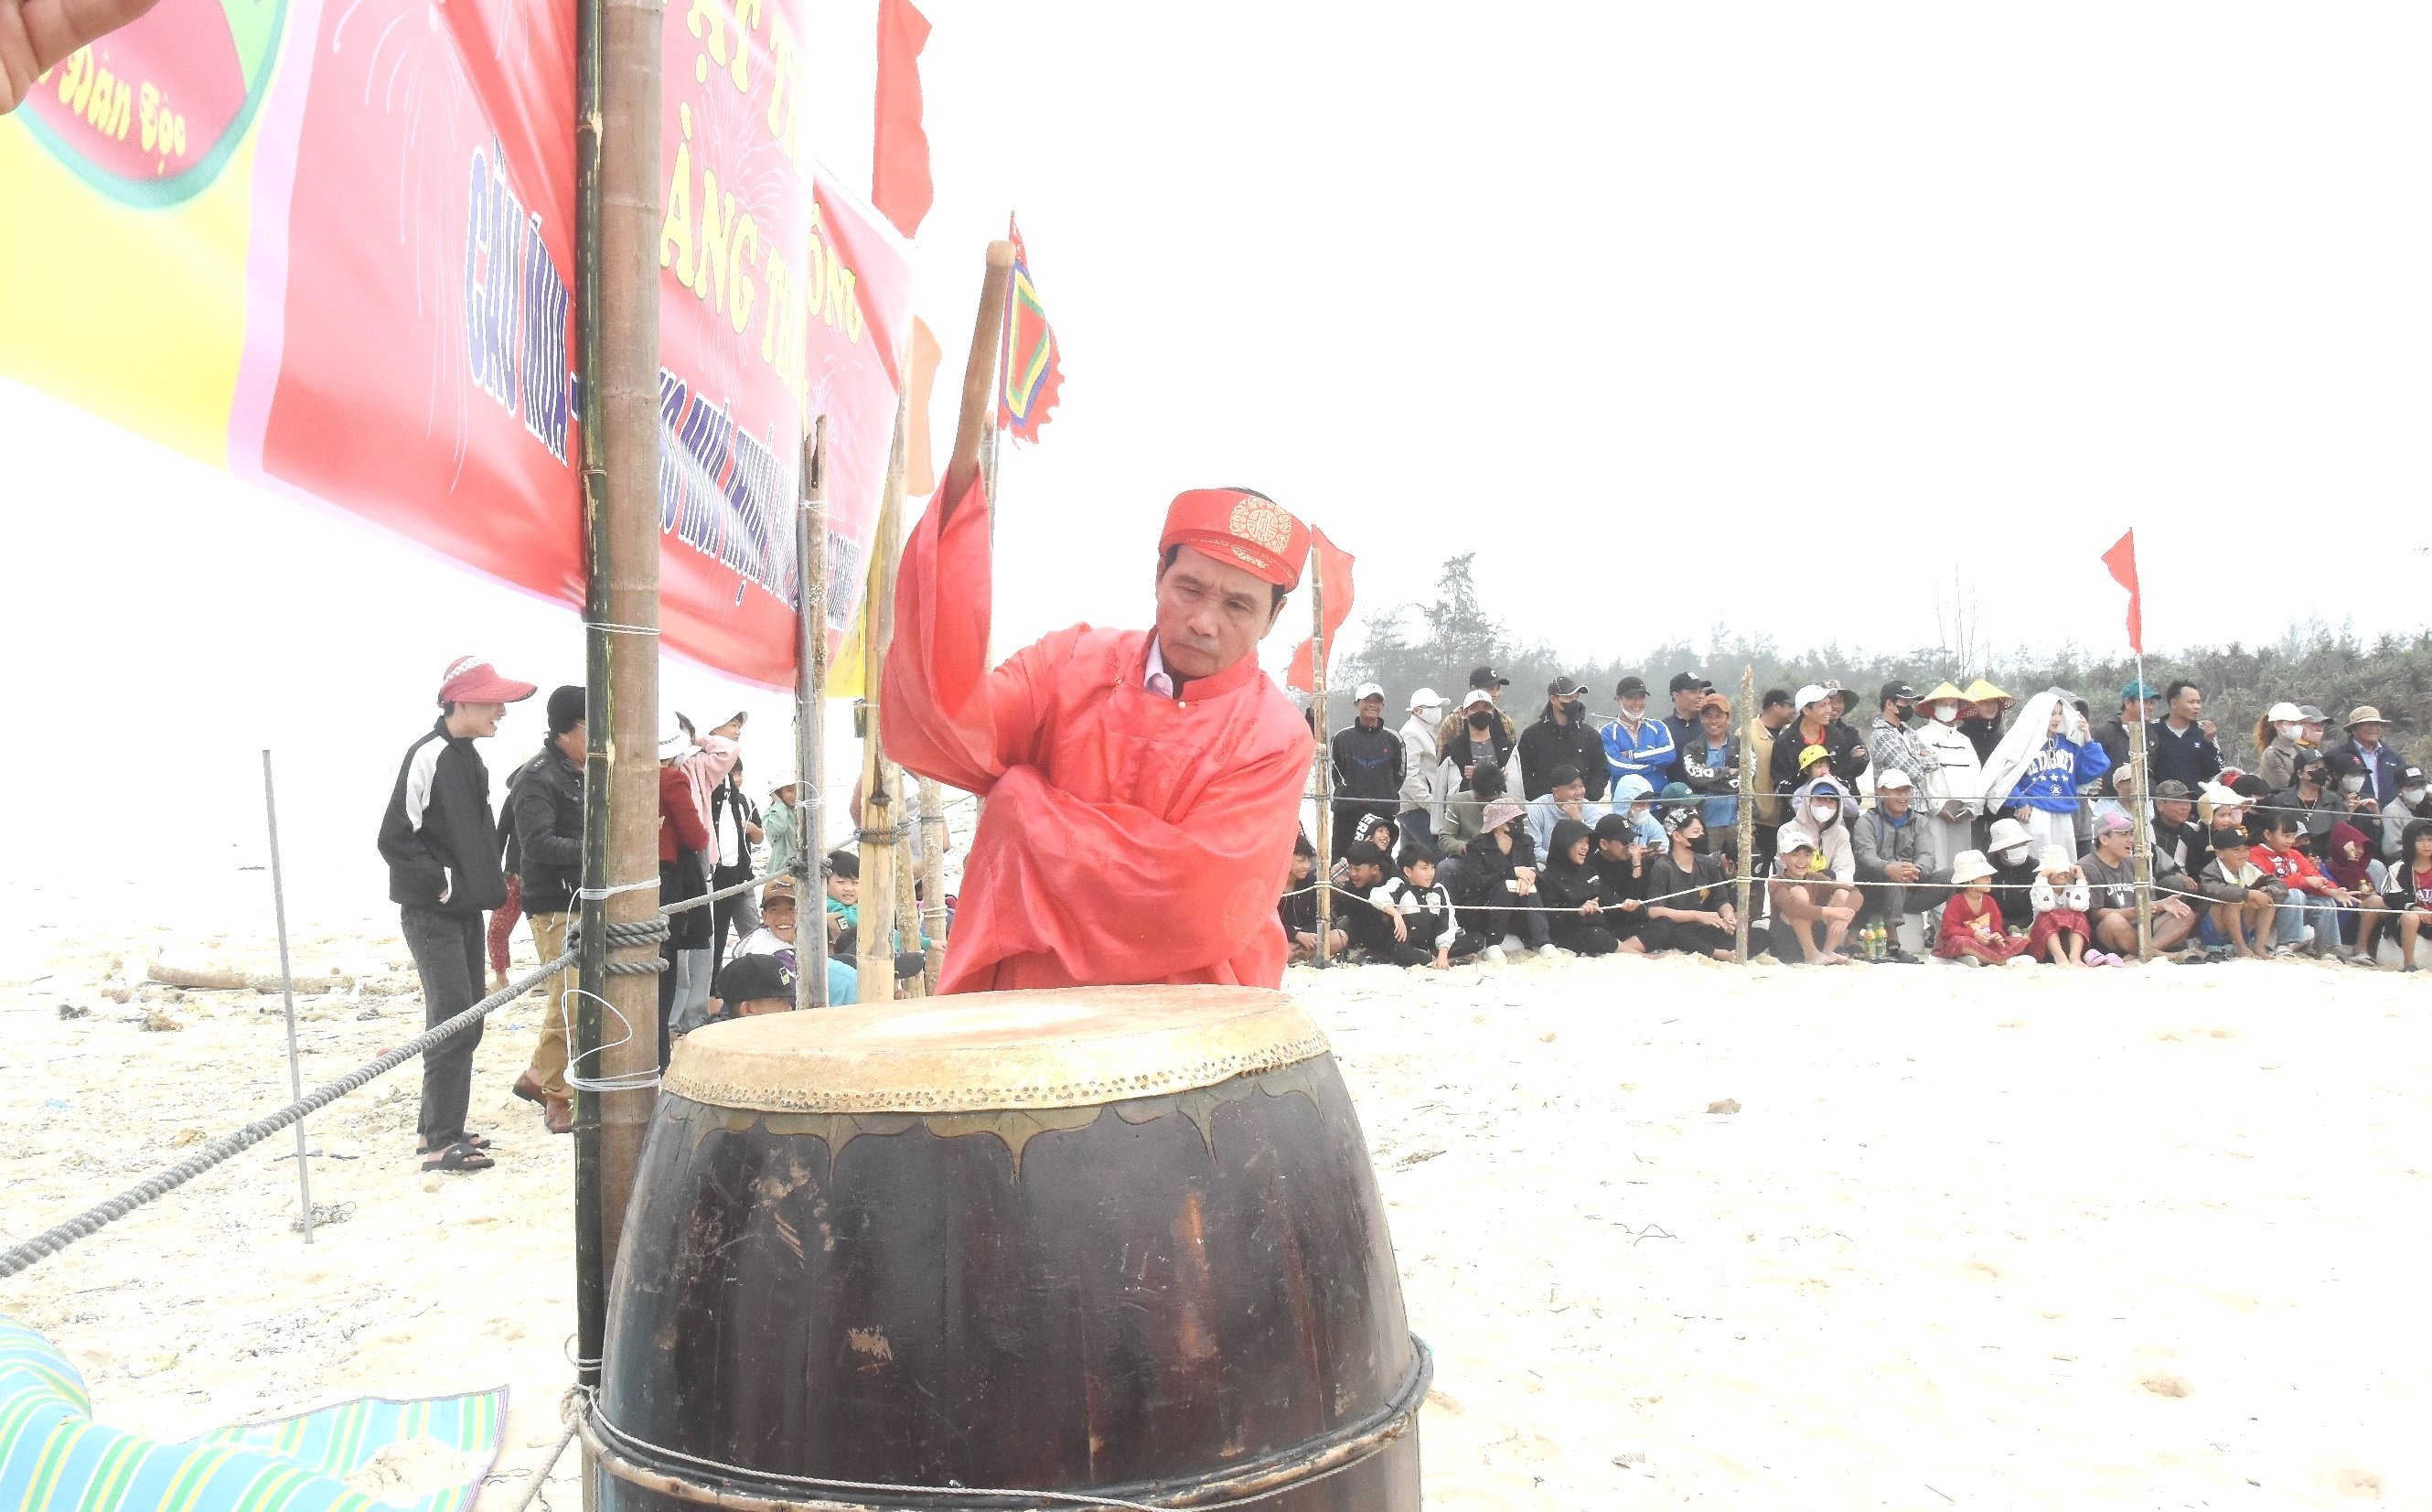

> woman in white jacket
[1915,681,1986,866]
[1396,690,1451,847]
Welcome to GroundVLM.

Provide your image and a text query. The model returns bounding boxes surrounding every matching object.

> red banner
[4,0,908,691]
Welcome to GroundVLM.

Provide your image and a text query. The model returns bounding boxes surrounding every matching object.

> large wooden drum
[583,986,1428,1511]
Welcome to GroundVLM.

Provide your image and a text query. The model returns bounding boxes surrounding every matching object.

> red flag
[2102,528,2142,653]
[1286,529,1355,693]
[872,0,933,239]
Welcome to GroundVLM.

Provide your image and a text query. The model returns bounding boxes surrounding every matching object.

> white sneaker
[1537,943,1562,960]
[1500,934,1525,952]
[1481,944,1507,964]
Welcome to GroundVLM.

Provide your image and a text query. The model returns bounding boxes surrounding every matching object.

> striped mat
[0,1318,504,1512]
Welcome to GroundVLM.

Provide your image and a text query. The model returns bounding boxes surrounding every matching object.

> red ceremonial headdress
[1159,488,1312,591]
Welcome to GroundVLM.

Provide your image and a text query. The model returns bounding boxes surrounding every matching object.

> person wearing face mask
[2270,753,2342,850]
[2329,705,2409,810]
[1599,675,1679,792]
[1914,680,1984,869]
[2255,702,2315,790]
[1983,689,2111,862]
[1776,776,1858,886]
[1982,815,2043,933]
[1518,676,1611,802]
[1446,689,1517,793]
[1433,666,1519,757]
[1865,681,1931,798]
[2381,762,2432,863]
[1396,689,1453,849]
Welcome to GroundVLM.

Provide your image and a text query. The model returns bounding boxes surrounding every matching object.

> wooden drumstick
[938,239,1015,523]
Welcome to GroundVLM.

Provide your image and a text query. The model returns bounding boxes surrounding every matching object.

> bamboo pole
[1311,570,1333,965]
[795,422,830,1014]
[917,776,948,993]
[940,241,1015,522]
[573,0,660,1403]
[1734,665,1755,964]
[2129,665,2156,961]
[856,396,911,1002]
[894,799,921,996]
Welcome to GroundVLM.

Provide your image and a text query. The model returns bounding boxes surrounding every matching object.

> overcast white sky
[5,2,2431,918]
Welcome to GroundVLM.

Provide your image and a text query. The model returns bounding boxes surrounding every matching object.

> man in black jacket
[509,686,584,1135]
[1516,676,1609,801]
[1330,682,1404,856]
[379,657,535,1173]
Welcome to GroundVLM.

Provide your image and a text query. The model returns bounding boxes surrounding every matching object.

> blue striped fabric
[0,1318,503,1512]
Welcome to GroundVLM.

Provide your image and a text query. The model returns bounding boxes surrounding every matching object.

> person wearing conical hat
[884,483,1314,992]
[1958,677,2011,764]
[1914,681,1983,868]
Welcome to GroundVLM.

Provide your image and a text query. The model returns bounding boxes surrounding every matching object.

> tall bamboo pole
[795,422,830,1014]
[917,776,948,993]
[1311,572,1333,965]
[572,0,660,1398]
[856,397,910,1002]
[1734,665,1756,964]
[940,242,1015,521]
[2129,664,2156,961]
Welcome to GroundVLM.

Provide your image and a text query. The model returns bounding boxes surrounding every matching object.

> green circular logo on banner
[19,0,287,209]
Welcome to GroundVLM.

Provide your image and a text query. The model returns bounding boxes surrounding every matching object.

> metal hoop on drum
[577,1335,1433,1512]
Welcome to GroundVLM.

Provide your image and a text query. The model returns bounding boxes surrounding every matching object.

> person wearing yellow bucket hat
[1957,678,2011,764]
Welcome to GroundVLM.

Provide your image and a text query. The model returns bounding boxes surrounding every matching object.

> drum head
[663,985,1328,1114]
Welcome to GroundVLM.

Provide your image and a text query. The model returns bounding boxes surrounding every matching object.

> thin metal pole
[1735,666,1755,964]
[261,751,313,1244]
[2130,655,2156,962]
[1311,568,1333,965]
[796,421,830,1014]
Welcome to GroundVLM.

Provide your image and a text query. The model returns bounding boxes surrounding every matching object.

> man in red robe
[883,478,1313,992]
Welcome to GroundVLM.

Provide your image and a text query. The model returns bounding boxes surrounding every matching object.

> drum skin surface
[591,987,1424,1510]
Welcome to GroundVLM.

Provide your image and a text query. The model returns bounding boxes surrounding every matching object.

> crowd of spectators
[1295,666,2432,971]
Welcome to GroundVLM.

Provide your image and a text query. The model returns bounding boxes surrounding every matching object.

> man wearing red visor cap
[884,483,1313,992]
[379,656,535,1172]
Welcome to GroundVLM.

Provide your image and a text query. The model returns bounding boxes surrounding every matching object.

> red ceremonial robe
[882,478,1312,993]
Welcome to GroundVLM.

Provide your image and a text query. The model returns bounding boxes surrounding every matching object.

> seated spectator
[1437,762,1508,857]
[2026,846,2096,967]
[1538,817,1623,956]
[1936,850,2025,966]
[1334,842,1399,959]
[1677,692,1741,854]
[2150,779,2212,881]
[1984,690,2110,859]
[1849,768,1948,959]
[2195,830,2282,960]
[1778,777,1858,885]
[731,876,856,1007]
[2320,819,2386,962]
[1590,813,1655,954]
[2380,820,2432,971]
[1434,667,1519,760]
[2381,763,2431,862]
[2271,750,2340,834]
[1983,816,2041,934]
[1599,676,1677,792]
[1766,832,1858,964]
[1450,798,1552,960]
[2255,702,2314,790]
[1645,808,1737,960]
[1331,813,1399,888]
[2078,810,2201,958]
[1518,677,1609,801]
[1367,845,1484,969]
[2322,747,2384,835]
[1607,775,1665,848]
[2252,811,2357,960]
[2202,780,2257,842]
[1527,764,1604,859]
[1279,832,1346,963]
[708,953,798,1022]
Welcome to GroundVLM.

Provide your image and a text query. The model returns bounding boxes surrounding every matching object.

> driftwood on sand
[146,958,354,995]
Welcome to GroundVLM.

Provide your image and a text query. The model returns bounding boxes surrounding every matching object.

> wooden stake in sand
[260,751,314,1245]
[1735,665,1756,964]
[856,396,910,1002]
[795,421,831,1014]
[1311,569,1333,965]
[918,777,948,994]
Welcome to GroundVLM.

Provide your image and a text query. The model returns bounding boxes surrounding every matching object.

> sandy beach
[4,913,2429,1509]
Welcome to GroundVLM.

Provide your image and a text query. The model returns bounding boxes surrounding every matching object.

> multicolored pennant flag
[1287,528,1355,693]
[2102,528,2142,653]
[997,216,1065,442]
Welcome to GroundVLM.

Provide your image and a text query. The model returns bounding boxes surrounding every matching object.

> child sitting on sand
[2194,831,2283,960]
[1936,850,2025,966]
[707,952,798,1020]
[733,876,857,1007]
[1368,845,1483,969]
[2026,845,2097,966]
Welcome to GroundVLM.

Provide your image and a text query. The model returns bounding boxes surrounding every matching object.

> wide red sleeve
[883,476,1010,794]
[948,736,1307,988]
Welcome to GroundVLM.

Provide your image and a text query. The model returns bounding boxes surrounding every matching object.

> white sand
[5,924,2429,1509]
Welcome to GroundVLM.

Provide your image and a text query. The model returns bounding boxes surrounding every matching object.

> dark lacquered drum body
[584,986,1426,1511]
